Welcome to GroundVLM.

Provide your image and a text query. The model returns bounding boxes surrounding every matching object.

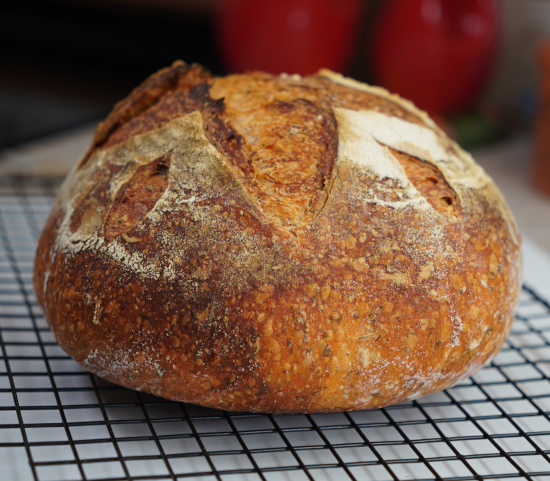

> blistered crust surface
[34,62,522,413]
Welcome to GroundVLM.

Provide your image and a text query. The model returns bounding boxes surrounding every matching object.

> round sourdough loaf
[34,61,521,413]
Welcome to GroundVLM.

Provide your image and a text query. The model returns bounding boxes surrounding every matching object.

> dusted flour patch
[334,108,434,212]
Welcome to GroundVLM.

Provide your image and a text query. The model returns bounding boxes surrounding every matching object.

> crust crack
[103,154,171,240]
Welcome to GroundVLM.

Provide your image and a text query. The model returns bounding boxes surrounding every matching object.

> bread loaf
[34,61,521,413]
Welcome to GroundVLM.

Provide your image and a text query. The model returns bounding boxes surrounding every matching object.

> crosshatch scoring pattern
[0,176,550,481]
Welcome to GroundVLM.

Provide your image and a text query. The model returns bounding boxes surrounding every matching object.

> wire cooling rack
[1,177,550,481]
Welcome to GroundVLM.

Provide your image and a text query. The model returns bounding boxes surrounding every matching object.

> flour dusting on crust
[34,63,522,414]
[334,108,433,211]
[334,108,492,195]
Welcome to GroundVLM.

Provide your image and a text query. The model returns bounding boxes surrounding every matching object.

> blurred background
[1,0,550,249]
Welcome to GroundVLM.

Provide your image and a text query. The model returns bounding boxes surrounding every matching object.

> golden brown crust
[209,73,339,229]
[34,62,522,413]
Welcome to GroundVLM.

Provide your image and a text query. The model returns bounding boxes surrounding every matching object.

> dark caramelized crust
[34,61,521,413]
[81,61,212,166]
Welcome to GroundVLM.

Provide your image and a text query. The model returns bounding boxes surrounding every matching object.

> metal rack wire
[1,176,550,481]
